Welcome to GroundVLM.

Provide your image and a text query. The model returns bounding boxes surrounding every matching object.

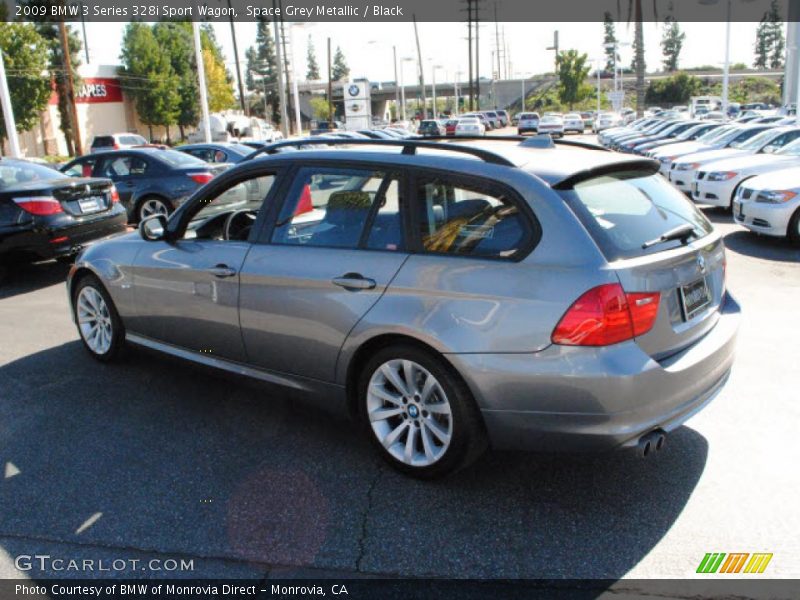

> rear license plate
[680,277,711,320]
[78,196,103,213]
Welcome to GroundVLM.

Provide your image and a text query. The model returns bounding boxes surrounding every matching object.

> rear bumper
[0,205,127,262]
[447,292,741,452]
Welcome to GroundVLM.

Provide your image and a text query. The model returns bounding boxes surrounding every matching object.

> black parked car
[60,148,228,223]
[417,120,444,137]
[177,142,254,164]
[0,159,126,266]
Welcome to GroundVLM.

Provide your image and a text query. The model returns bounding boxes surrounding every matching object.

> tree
[0,23,51,144]
[119,23,180,141]
[203,49,236,112]
[332,46,349,81]
[245,19,279,124]
[602,12,619,73]
[556,49,592,110]
[153,22,198,140]
[754,17,770,69]
[661,10,685,72]
[644,72,702,105]
[754,1,785,70]
[309,95,332,120]
[306,36,320,80]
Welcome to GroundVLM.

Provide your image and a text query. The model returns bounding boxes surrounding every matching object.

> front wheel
[358,345,487,478]
[788,208,800,244]
[73,274,125,361]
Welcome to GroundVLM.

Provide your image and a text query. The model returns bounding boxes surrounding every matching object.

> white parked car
[593,112,622,133]
[517,112,540,135]
[563,113,585,134]
[691,130,800,209]
[536,115,564,137]
[663,125,775,192]
[454,117,486,136]
[89,133,148,152]
[733,167,800,242]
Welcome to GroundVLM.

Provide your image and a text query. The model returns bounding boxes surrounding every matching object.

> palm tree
[622,0,658,117]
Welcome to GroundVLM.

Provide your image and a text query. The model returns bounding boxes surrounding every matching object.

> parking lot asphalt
[1,138,799,582]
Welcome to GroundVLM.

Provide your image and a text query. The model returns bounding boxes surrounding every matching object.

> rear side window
[561,171,713,260]
[415,175,531,259]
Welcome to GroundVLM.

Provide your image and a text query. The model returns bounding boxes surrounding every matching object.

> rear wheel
[358,344,487,478]
[73,274,125,361]
[136,196,171,223]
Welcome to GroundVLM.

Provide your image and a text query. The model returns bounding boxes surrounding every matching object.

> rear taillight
[188,172,214,185]
[109,185,120,204]
[13,196,63,216]
[113,143,120,150]
[552,283,660,347]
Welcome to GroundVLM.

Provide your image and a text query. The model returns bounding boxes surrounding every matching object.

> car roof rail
[241,137,517,166]
[419,134,610,152]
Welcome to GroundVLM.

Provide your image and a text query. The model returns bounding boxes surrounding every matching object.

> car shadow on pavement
[702,207,800,262]
[0,260,71,300]
[0,341,708,582]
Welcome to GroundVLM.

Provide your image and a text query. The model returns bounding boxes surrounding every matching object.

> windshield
[730,128,777,150]
[153,149,208,167]
[725,127,771,147]
[0,161,63,187]
[697,125,734,143]
[561,170,713,260]
[776,138,800,156]
[677,124,716,140]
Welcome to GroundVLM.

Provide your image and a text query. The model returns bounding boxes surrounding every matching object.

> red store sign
[49,77,124,104]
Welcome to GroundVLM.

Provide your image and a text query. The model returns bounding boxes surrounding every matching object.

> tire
[135,196,172,223]
[788,208,800,244]
[72,274,125,362]
[357,344,487,479]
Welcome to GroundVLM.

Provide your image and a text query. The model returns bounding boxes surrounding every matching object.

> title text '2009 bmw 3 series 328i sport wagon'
[67,136,740,478]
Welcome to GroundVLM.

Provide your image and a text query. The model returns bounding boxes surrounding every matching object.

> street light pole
[722,0,732,117]
[192,22,211,143]
[0,48,21,157]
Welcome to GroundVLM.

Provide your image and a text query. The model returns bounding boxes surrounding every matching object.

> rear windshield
[0,161,63,187]
[92,136,114,147]
[152,149,207,167]
[560,170,713,260]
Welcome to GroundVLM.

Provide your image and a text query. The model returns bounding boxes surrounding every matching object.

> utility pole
[59,22,82,155]
[79,2,89,64]
[0,48,21,157]
[393,45,399,117]
[278,3,294,134]
[327,37,333,123]
[466,0,473,110]
[475,1,480,110]
[494,4,501,80]
[226,0,247,115]
[193,22,211,143]
[272,1,289,138]
[413,16,427,120]
[547,30,559,81]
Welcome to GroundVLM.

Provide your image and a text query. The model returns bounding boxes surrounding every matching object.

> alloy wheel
[366,359,453,467]
[76,286,113,355]
[140,198,169,220]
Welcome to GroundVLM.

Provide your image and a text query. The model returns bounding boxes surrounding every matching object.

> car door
[239,165,409,382]
[129,171,278,362]
[96,153,151,210]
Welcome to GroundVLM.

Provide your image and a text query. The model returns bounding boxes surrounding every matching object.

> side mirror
[762,145,776,154]
[140,214,168,242]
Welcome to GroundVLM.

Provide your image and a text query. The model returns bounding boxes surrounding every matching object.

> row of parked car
[598,113,800,242]
[416,110,512,137]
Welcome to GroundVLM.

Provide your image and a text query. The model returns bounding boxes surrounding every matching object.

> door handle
[332,273,377,291]
[206,264,237,278]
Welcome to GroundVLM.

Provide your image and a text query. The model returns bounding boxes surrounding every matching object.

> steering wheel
[223,209,258,241]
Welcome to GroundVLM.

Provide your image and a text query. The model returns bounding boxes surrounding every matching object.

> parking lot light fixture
[699,0,732,118]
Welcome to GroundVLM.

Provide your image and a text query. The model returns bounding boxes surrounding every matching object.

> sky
[80,20,764,85]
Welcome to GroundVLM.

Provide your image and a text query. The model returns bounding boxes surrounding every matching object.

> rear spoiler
[551,159,661,190]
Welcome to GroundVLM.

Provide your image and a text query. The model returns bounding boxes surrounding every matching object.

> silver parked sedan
[67,137,740,478]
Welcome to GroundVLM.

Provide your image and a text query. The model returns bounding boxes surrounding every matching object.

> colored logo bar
[696,553,773,574]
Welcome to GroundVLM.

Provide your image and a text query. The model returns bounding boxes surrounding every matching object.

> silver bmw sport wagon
[67,137,740,478]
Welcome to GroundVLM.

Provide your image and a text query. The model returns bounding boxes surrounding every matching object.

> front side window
[272,168,403,251]
[416,176,529,259]
[182,174,275,241]
[62,157,99,178]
